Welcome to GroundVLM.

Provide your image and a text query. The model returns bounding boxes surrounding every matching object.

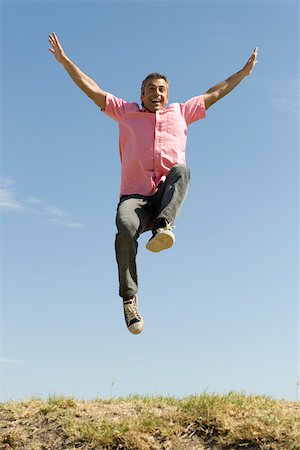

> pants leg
[115,195,152,300]
[115,164,190,300]
[153,164,190,228]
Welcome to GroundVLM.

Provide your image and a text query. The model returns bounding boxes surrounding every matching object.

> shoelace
[124,300,141,324]
[156,222,175,233]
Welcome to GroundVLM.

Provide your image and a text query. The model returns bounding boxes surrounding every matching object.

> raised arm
[203,48,258,110]
[48,33,107,109]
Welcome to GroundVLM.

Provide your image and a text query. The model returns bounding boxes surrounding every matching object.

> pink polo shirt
[103,93,206,196]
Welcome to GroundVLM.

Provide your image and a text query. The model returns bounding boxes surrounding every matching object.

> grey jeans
[115,164,190,300]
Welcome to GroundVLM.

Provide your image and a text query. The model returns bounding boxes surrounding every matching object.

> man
[49,33,258,335]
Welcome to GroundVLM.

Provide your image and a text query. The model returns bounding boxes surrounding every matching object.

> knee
[171,164,190,181]
[116,219,138,240]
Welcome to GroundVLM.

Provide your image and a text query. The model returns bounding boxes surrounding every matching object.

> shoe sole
[146,231,175,253]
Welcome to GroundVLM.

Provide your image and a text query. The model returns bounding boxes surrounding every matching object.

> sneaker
[146,223,175,253]
[123,295,144,334]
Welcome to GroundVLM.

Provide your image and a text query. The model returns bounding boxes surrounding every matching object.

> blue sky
[1,0,299,402]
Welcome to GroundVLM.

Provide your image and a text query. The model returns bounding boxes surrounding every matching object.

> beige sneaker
[123,295,144,334]
[146,223,175,253]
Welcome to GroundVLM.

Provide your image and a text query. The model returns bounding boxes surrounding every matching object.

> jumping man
[49,33,258,335]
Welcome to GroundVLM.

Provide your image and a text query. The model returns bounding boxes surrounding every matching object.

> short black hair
[141,72,169,94]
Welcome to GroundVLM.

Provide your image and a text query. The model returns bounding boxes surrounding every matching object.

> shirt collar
[140,105,167,113]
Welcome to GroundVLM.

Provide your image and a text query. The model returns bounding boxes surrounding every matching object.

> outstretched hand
[243,47,258,76]
[48,33,66,63]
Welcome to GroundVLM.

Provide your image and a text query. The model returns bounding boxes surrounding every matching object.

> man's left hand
[243,47,258,76]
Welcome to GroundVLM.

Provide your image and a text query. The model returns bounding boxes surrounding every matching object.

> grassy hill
[0,392,299,449]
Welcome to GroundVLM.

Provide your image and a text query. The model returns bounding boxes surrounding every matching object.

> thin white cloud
[0,178,24,211]
[42,205,84,228]
[45,206,69,218]
[0,178,83,228]
[47,217,84,228]
[271,77,299,115]
[27,197,43,205]
[0,357,23,365]
[272,96,298,114]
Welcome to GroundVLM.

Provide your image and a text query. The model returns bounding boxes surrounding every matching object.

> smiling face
[141,78,169,113]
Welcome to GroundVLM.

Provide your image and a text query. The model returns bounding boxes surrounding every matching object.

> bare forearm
[61,55,101,98]
[205,68,246,105]
[49,33,106,108]
[203,48,258,109]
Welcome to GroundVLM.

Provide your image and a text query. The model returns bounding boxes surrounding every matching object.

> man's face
[141,78,169,113]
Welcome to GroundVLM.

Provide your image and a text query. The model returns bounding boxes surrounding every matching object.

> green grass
[0,392,299,449]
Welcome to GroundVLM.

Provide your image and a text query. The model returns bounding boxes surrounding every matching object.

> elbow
[90,89,107,109]
[204,92,219,110]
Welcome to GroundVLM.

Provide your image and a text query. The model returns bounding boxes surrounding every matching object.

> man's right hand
[48,32,107,109]
[48,33,66,63]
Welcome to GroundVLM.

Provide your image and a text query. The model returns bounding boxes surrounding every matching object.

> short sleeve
[102,93,141,123]
[102,93,127,122]
[181,95,206,125]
